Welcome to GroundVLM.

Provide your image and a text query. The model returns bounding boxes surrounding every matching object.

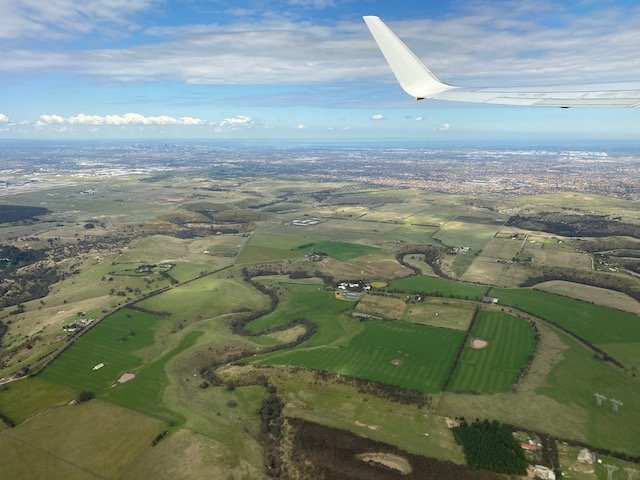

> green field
[0,400,164,480]
[389,275,489,300]
[490,288,640,345]
[246,283,356,347]
[296,240,379,261]
[0,378,75,424]
[38,308,160,394]
[237,233,316,264]
[254,320,465,393]
[448,311,537,393]
[138,275,269,325]
[538,334,640,456]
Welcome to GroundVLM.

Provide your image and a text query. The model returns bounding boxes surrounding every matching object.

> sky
[1,0,640,142]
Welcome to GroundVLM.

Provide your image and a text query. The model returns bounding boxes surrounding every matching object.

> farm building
[481,296,499,304]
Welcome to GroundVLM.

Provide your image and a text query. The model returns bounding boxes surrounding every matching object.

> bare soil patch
[391,359,403,366]
[117,373,135,383]
[470,338,488,350]
[356,452,413,475]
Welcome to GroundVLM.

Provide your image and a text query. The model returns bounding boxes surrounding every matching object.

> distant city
[1,141,639,199]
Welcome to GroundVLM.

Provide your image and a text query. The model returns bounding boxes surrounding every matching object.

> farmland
[2,155,640,478]
[254,319,465,393]
[447,311,537,393]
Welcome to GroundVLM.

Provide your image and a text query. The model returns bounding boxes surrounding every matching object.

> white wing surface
[363,16,640,108]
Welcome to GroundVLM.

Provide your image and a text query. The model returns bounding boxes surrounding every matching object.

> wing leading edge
[363,15,640,108]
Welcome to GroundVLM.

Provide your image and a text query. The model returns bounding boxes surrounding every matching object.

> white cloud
[0,114,9,123]
[0,0,155,40]
[370,113,384,121]
[2,2,640,88]
[287,0,335,8]
[414,116,423,121]
[438,123,451,131]
[219,115,253,127]
[295,124,307,129]
[35,113,206,127]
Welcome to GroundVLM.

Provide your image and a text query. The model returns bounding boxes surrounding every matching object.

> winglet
[363,16,454,98]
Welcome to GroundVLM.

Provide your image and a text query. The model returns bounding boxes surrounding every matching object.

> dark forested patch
[506,213,639,238]
[288,418,504,480]
[0,205,49,224]
[453,419,527,475]
[0,245,45,271]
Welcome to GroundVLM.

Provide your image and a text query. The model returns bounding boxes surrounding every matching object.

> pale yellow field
[534,280,640,314]
[354,294,407,320]
[404,300,476,331]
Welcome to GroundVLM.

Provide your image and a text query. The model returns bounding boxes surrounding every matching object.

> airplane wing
[363,15,640,107]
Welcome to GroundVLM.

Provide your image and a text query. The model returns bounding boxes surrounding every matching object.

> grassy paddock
[354,294,406,319]
[448,311,537,393]
[0,400,164,480]
[404,300,476,331]
[254,320,465,393]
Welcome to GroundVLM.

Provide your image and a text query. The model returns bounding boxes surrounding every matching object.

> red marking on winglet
[416,97,425,101]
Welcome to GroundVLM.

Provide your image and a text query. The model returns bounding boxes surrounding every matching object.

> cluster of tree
[507,213,640,239]
[395,244,449,278]
[442,309,479,391]
[0,410,16,428]
[0,245,45,271]
[0,264,63,309]
[539,434,562,479]
[289,417,504,480]
[151,430,169,446]
[258,386,285,477]
[522,266,640,302]
[0,320,7,347]
[513,320,541,389]
[453,419,528,475]
[0,205,49,224]
[75,391,94,403]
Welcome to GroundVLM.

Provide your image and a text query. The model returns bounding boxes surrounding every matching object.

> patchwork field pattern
[255,319,465,393]
[447,311,537,393]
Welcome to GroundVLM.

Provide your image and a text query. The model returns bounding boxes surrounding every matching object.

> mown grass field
[389,275,489,300]
[296,240,379,261]
[246,283,356,347]
[489,288,640,345]
[0,378,75,424]
[254,320,465,393]
[38,308,160,394]
[447,311,537,393]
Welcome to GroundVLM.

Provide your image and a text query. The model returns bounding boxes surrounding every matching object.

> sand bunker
[356,453,413,474]
[391,359,403,366]
[470,338,489,349]
[117,373,135,383]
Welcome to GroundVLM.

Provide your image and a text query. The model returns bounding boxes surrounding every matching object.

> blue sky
[1,0,639,141]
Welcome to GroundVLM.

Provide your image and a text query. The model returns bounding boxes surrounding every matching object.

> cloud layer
[35,113,206,127]
[4,2,640,87]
